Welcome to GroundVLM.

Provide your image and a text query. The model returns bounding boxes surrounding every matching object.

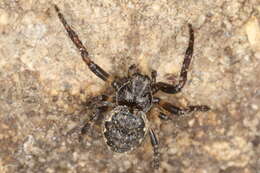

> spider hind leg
[160,101,210,117]
[149,129,160,169]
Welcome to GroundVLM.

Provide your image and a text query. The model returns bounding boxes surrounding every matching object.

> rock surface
[0,0,259,173]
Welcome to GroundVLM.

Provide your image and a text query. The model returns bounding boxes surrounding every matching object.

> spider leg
[151,70,157,84]
[149,129,160,169]
[153,24,194,94]
[128,64,139,77]
[159,100,210,117]
[54,5,110,81]
[158,112,171,120]
[68,94,112,141]
[79,108,103,140]
[79,95,114,139]
[153,97,171,120]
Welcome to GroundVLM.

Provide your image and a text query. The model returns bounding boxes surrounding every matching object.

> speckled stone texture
[0,0,260,173]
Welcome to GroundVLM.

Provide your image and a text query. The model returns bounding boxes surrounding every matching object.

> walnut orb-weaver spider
[54,5,210,168]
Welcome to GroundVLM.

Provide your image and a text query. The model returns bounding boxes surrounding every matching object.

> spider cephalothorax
[116,73,153,112]
[55,5,210,169]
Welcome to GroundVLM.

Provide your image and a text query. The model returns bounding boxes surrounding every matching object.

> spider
[54,5,210,169]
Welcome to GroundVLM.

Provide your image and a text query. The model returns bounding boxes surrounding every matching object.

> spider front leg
[128,64,139,77]
[154,24,194,94]
[151,70,157,84]
[54,5,110,81]
[149,129,160,169]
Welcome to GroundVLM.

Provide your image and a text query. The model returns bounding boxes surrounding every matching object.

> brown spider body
[54,5,210,169]
[103,72,153,153]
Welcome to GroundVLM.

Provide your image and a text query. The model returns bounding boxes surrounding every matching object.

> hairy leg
[158,112,171,120]
[79,95,113,138]
[67,95,112,141]
[128,64,139,77]
[154,24,194,94]
[151,70,157,84]
[149,129,160,169]
[159,100,209,117]
[54,5,110,81]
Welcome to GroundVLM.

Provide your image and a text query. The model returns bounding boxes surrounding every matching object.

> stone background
[0,0,259,173]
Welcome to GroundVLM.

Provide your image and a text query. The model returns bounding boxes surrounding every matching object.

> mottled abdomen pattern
[103,106,148,153]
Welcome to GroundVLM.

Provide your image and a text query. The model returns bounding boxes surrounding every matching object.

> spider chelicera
[54,5,210,168]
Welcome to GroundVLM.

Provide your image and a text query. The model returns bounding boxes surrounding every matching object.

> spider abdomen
[103,106,148,153]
